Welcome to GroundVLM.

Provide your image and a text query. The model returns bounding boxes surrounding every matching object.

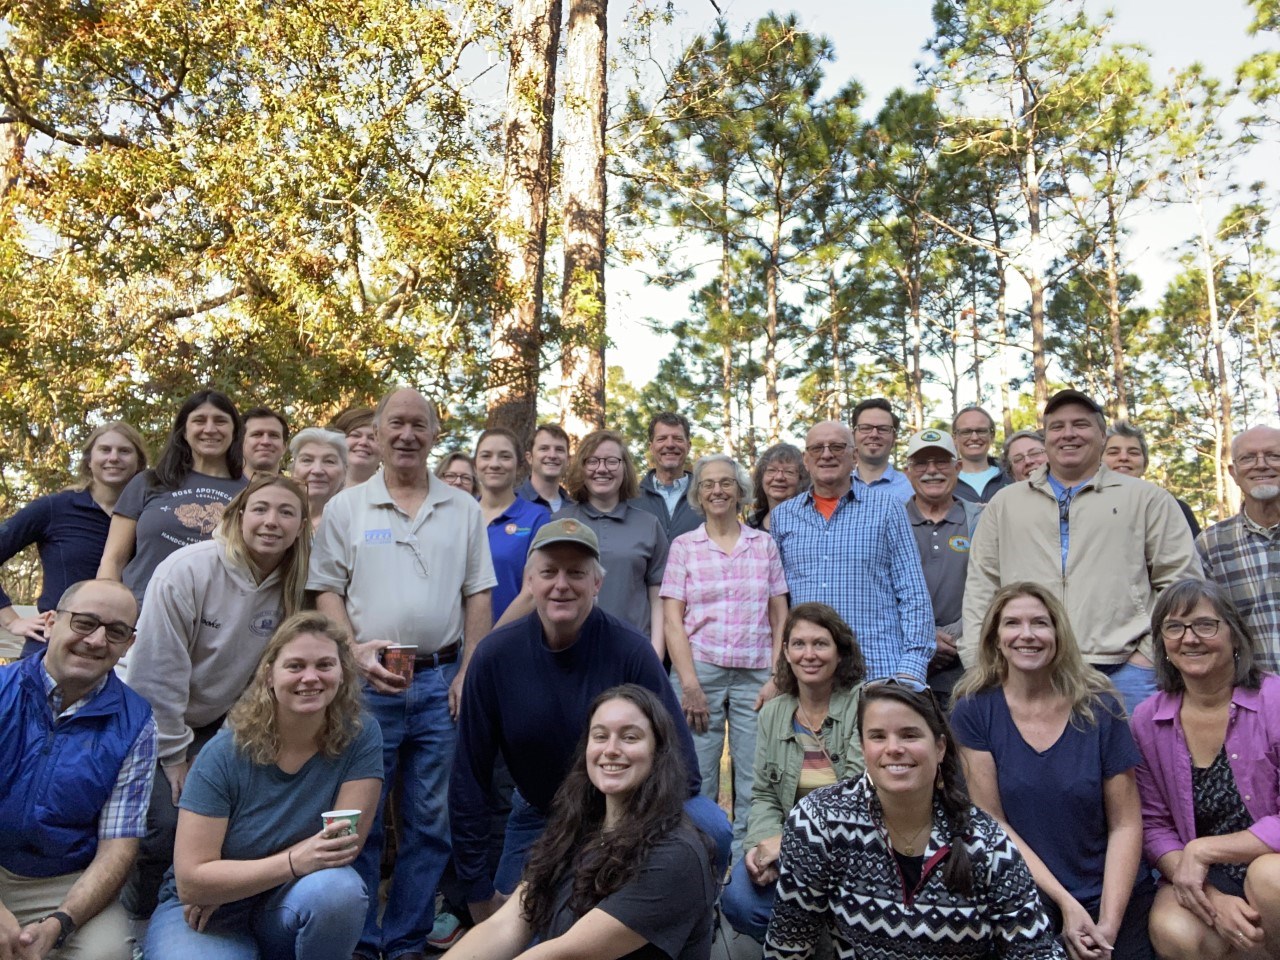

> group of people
[0,383,1276,960]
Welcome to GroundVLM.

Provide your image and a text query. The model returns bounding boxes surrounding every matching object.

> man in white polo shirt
[309,386,495,960]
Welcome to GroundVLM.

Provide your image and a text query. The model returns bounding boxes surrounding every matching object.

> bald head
[375,388,439,477]
[1230,425,1280,506]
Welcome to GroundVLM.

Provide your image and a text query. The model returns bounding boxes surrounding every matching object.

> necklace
[796,701,829,735]
[885,816,931,856]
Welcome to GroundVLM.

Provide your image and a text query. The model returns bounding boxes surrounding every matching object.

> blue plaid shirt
[771,485,935,681]
[43,668,157,840]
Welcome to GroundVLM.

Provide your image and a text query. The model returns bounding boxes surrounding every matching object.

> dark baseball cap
[527,517,600,558]
[1043,389,1103,418]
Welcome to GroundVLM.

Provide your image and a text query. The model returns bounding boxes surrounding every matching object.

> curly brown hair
[226,612,364,766]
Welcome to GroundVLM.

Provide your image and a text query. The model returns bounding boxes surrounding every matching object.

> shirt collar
[906,497,966,525]
[41,663,109,716]
[1240,509,1280,538]
[1152,683,1262,722]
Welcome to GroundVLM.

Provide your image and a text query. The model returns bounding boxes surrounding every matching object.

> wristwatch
[39,911,76,948]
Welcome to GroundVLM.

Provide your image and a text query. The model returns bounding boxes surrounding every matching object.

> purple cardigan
[1131,672,1280,866]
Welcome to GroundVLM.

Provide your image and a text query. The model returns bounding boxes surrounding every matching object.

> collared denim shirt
[1132,673,1280,865]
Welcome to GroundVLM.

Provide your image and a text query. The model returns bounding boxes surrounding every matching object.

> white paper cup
[322,809,361,837]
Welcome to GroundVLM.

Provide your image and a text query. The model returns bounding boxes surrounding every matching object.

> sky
[602,0,1271,407]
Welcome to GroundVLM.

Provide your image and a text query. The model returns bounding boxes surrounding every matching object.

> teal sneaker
[427,912,463,951]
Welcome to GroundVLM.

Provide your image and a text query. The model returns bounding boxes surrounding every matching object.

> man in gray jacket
[962,389,1198,715]
[634,412,701,541]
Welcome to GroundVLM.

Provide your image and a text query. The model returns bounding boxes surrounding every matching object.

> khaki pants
[0,865,132,960]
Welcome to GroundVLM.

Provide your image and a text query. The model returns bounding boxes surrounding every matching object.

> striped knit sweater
[764,775,1066,960]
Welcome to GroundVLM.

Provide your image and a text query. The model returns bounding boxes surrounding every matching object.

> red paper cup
[382,645,416,682]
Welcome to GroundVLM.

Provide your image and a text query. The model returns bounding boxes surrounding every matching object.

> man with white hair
[1197,424,1280,670]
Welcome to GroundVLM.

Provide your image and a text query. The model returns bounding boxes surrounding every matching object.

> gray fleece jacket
[125,538,285,764]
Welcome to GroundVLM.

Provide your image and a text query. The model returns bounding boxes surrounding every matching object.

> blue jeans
[145,868,366,959]
[672,662,769,862]
[355,660,458,958]
[1100,661,1157,717]
[492,792,732,894]
[721,857,774,941]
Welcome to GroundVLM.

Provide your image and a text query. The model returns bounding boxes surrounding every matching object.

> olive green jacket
[743,685,865,852]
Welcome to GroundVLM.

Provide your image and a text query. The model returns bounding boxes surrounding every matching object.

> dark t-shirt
[543,820,714,960]
[115,470,247,603]
[950,687,1140,903]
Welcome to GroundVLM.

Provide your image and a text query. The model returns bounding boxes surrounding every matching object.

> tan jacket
[961,463,1198,667]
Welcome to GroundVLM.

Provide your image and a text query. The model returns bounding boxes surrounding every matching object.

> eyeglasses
[805,442,850,456]
[1161,618,1223,641]
[697,479,739,491]
[864,676,942,711]
[908,458,953,472]
[441,472,474,486]
[1235,452,1280,468]
[584,456,623,470]
[57,610,136,645]
[1058,490,1074,525]
[1009,448,1045,466]
[854,424,895,436]
[763,465,800,480]
[956,428,991,439]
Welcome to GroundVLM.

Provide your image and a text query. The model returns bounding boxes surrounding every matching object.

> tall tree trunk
[1102,162,1130,420]
[909,274,924,429]
[765,218,781,443]
[719,232,735,453]
[1024,149,1048,408]
[828,267,843,419]
[1195,196,1233,518]
[0,122,26,203]
[558,0,607,440]
[488,0,563,444]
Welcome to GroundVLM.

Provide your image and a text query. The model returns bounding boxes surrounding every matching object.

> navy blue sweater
[450,607,700,902]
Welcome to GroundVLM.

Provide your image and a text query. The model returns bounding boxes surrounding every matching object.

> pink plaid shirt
[660,524,789,669]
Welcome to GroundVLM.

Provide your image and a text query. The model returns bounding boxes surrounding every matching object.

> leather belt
[414,640,460,668]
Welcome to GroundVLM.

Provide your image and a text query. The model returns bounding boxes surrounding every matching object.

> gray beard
[1250,483,1280,501]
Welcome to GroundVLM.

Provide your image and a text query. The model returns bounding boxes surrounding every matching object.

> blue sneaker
[427,912,463,950]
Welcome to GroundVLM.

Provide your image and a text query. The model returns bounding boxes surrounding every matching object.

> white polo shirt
[307,472,496,653]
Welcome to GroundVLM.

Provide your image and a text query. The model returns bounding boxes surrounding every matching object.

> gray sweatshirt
[125,537,285,764]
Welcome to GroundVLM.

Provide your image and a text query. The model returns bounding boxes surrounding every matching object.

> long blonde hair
[227,612,364,765]
[216,475,311,616]
[952,581,1121,724]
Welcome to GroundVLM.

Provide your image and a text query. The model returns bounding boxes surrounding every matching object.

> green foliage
[0,0,507,504]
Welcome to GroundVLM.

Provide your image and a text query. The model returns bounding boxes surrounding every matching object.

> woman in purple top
[0,421,148,653]
[1134,578,1280,960]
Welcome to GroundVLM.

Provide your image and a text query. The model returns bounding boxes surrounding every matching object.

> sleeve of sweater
[449,640,503,904]
[0,495,53,608]
[125,557,200,765]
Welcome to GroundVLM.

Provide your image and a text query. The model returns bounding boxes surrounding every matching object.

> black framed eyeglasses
[57,610,136,645]
[1161,618,1223,641]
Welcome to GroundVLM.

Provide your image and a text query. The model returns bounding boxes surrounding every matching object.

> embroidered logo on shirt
[948,535,971,553]
[364,528,393,544]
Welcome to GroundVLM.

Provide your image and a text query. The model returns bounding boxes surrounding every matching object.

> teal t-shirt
[178,719,383,863]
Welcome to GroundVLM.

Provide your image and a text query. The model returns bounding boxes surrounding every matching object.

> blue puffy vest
[0,653,153,877]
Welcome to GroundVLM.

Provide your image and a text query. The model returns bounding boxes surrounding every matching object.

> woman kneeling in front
[452,684,717,960]
[145,612,383,959]
[765,678,1066,959]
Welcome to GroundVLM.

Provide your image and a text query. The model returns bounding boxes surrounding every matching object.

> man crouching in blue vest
[0,580,156,960]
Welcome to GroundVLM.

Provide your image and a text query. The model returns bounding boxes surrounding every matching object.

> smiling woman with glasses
[747,443,809,532]
[659,454,789,865]
[1133,578,1280,960]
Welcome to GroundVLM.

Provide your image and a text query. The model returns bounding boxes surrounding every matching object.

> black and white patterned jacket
[764,774,1066,960]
